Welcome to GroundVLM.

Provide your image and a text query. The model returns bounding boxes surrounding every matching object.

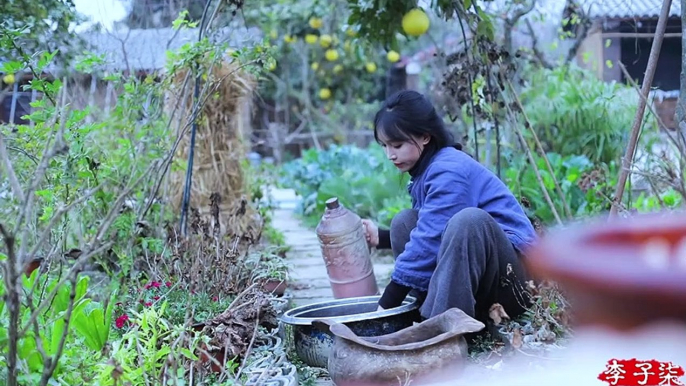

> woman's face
[378,133,430,173]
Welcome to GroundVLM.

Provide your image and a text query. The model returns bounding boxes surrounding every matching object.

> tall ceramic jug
[316,197,379,299]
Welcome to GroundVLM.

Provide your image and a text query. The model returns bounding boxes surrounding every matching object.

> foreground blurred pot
[315,308,484,386]
[524,212,686,331]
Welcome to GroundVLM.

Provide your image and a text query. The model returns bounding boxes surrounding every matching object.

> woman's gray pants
[390,208,532,325]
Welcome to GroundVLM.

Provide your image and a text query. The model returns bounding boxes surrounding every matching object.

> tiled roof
[81,26,262,72]
[578,0,681,19]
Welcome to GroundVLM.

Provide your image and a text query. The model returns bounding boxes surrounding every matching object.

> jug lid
[325,197,340,209]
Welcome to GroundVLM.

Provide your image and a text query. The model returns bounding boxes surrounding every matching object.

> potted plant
[252,254,290,297]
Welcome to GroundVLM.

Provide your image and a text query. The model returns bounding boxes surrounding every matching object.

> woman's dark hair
[373,90,461,175]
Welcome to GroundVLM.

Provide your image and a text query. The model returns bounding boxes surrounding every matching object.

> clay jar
[524,211,686,332]
[315,197,379,299]
[315,308,485,386]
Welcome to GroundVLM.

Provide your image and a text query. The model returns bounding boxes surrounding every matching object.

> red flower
[115,314,129,329]
[212,296,218,302]
[165,281,172,287]
[144,302,152,307]
[153,296,160,300]
[143,281,161,290]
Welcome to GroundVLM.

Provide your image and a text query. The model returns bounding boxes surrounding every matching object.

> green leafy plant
[279,144,411,228]
[113,280,236,328]
[503,151,618,225]
[0,6,280,384]
[94,303,203,386]
[0,269,112,384]
[519,65,658,165]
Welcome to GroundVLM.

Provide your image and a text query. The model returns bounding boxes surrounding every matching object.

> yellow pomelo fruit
[365,62,377,73]
[325,49,339,61]
[319,88,332,100]
[3,74,16,84]
[283,34,296,43]
[333,64,343,74]
[305,34,318,44]
[402,8,430,37]
[309,17,323,29]
[319,34,333,48]
[387,50,400,63]
[311,62,319,71]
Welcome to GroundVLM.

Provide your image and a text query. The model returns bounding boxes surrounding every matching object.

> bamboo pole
[609,0,674,218]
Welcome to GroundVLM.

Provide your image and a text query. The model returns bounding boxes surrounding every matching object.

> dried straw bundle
[166,60,259,238]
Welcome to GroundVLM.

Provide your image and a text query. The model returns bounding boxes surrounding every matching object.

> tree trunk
[677,0,686,129]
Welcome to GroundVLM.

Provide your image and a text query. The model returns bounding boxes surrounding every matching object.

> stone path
[266,187,394,308]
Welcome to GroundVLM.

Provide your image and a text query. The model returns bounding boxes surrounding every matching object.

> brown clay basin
[525,211,686,331]
[316,307,485,386]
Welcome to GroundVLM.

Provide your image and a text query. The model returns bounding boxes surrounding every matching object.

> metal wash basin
[279,295,422,368]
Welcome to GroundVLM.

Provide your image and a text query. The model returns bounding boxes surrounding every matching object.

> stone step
[289,277,331,290]
[287,287,334,300]
[291,256,324,267]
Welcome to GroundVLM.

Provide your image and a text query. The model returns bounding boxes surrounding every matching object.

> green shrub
[520,65,658,165]
[279,144,411,228]
[504,152,618,224]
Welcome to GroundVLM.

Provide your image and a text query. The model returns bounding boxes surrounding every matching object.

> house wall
[603,37,622,82]
[576,20,605,78]
[574,17,681,131]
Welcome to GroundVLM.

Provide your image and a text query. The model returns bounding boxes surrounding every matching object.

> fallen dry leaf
[525,280,538,297]
[488,303,510,325]
[511,328,523,349]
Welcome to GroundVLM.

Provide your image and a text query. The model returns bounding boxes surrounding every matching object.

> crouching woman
[362,90,538,326]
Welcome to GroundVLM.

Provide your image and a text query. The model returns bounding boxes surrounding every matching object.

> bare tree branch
[523,19,554,69]
[0,224,20,386]
[506,79,573,220]
[503,0,536,54]
[0,133,24,200]
[610,0,673,218]
[27,184,105,264]
[38,271,79,386]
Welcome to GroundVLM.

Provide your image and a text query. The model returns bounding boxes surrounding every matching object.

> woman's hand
[361,219,379,248]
